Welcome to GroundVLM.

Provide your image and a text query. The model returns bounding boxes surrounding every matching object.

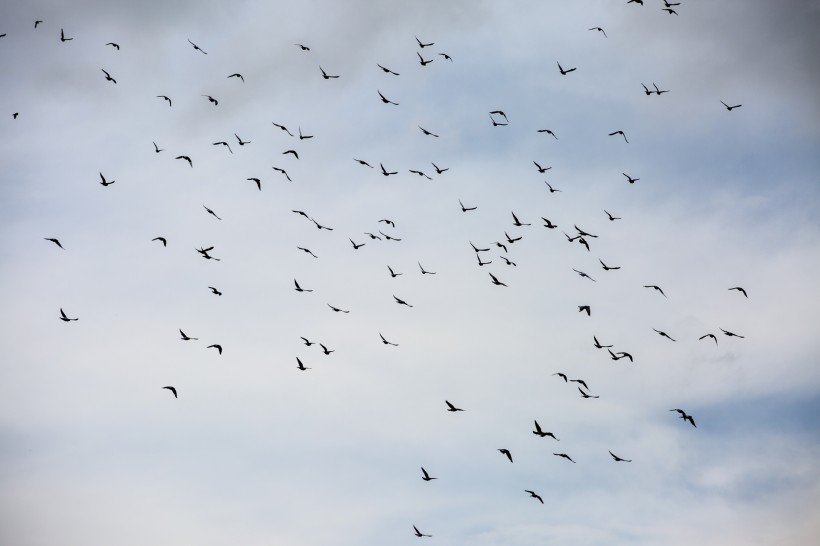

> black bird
[459,199,477,212]
[653,83,670,94]
[627,0,644,4]
[35,21,43,28]
[163,386,177,398]
[729,287,748,298]
[176,155,192,167]
[394,295,413,307]
[153,141,164,153]
[418,126,439,137]
[380,333,398,346]
[589,26,607,37]
[533,161,552,173]
[489,113,509,126]
[489,272,507,287]
[600,259,620,271]
[577,237,590,252]
[699,333,718,345]
[282,149,299,159]
[319,66,339,79]
[228,73,244,82]
[296,357,311,371]
[537,128,558,139]
[295,43,310,51]
[420,467,436,481]
[415,35,434,48]
[609,451,632,462]
[623,173,639,184]
[101,69,117,83]
[350,238,365,249]
[418,262,436,275]
[377,63,400,75]
[445,400,464,412]
[208,286,222,296]
[152,237,167,247]
[298,127,313,140]
[354,158,374,168]
[292,210,311,219]
[272,122,293,136]
[511,212,531,226]
[380,163,398,176]
[570,379,590,391]
[105,42,120,50]
[553,372,568,382]
[554,453,576,463]
[572,268,596,282]
[247,177,262,191]
[378,90,399,105]
[294,279,313,293]
[498,448,513,462]
[380,230,401,241]
[557,62,576,75]
[44,237,64,249]
[413,526,432,538]
[319,344,334,355]
[179,329,197,340]
[59,308,78,321]
[60,29,73,42]
[578,305,591,316]
[616,351,634,362]
[13,112,18,119]
[578,387,599,399]
[187,38,206,54]
[653,328,677,342]
[505,231,522,244]
[642,83,654,96]
[670,409,696,427]
[432,163,449,174]
[574,225,598,238]
[604,210,621,221]
[662,8,678,15]
[525,490,544,504]
[272,167,291,182]
[564,232,581,243]
[476,254,492,267]
[417,52,433,66]
[494,241,508,253]
[207,344,222,355]
[300,337,315,346]
[156,95,172,106]
[545,182,562,193]
[664,1,681,6]
[438,52,453,61]
[233,133,251,146]
[489,110,508,121]
[297,247,318,258]
[533,420,559,440]
[364,232,382,240]
[203,205,221,220]
[99,172,115,186]
[202,94,218,105]
[470,242,490,253]
[542,217,558,229]
[327,304,349,313]
[500,256,516,266]
[409,169,432,180]
[387,265,402,278]
[379,219,395,228]
[720,328,745,339]
[196,246,220,261]
[593,336,613,349]
[644,284,666,297]
[721,100,742,111]
[609,130,629,143]
[213,141,233,154]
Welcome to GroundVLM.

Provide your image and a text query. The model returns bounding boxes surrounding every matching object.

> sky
[1,0,820,545]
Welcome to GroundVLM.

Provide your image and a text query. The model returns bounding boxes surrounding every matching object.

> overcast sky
[1,1,819,545]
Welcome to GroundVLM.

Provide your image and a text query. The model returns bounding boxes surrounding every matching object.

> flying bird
[432,163,448,174]
[578,387,599,399]
[542,217,558,229]
[207,344,222,355]
[578,305,591,316]
[604,210,621,221]
[415,36,434,48]
[413,526,432,538]
[445,400,464,412]
[670,408,696,427]
[298,127,313,140]
[152,237,167,247]
[156,95,172,106]
[176,155,193,167]
[699,333,718,345]
[379,230,401,241]
[98,172,115,186]
[623,173,639,184]
[642,83,654,96]
[438,52,453,61]
[380,333,398,346]
[417,52,433,66]
[300,337,315,346]
[272,167,291,182]
[179,329,197,340]
[60,29,73,42]
[227,73,244,82]
[295,43,310,50]
[203,205,221,220]
[729,287,748,298]
[319,66,339,79]
[202,94,218,105]
[553,453,576,463]
[297,247,318,258]
[163,386,177,398]
[44,238,64,249]
[418,126,439,137]
[213,141,233,154]
[208,286,222,296]
[653,83,670,94]
[327,304,350,313]
[720,328,745,338]
[557,62,576,75]
[296,357,311,371]
[294,279,313,292]
[588,26,607,37]
[489,272,507,287]
[380,163,398,176]
[721,100,742,111]
[418,262,436,275]
[643,284,666,297]
[354,158,374,168]
[489,113,509,126]
[511,211,531,226]
[59,308,78,321]
[489,110,508,121]
[499,256,516,266]
[593,336,613,349]
[533,161,552,173]
[247,177,262,191]
[394,295,413,307]
[653,328,677,342]
[545,182,562,193]
[282,149,299,159]
[537,128,558,139]
[420,467,436,481]
[533,420,559,440]
[387,265,402,278]
[525,490,544,504]
[349,238,365,249]
[498,448,513,463]
[663,8,678,15]
[101,69,116,83]
[572,268,596,282]
[378,90,399,105]
[319,344,334,355]
[377,63,399,75]
[271,122,293,136]
[609,451,632,462]
[408,169,432,180]
[553,372,568,382]
[459,199,477,212]
[600,259,620,271]
[609,130,629,143]
[187,38,206,54]
[35,21,43,28]
[105,42,120,50]
[153,141,164,153]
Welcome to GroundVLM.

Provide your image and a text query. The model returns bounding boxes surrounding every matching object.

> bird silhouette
[489,272,507,287]
[653,83,670,94]
[498,448,513,462]
[295,43,310,51]
[311,218,333,231]
[105,42,120,50]
[319,66,339,79]
[525,490,544,504]
[417,52,433,66]
[294,279,313,292]
[176,155,192,167]
[377,63,400,75]
[533,161,552,173]
[720,328,745,338]
[247,177,262,191]
[228,73,244,82]
[297,247,318,258]
[593,336,613,349]
[349,238,365,249]
[445,400,464,412]
[476,254,492,267]
[179,329,197,340]
[670,409,696,427]
[533,420,559,440]
[208,286,222,296]
[201,95,218,106]
[542,217,558,229]
[408,169,432,180]
[489,113,509,126]
[203,205,221,220]
[589,27,607,37]
[415,35,434,48]
[578,387,599,399]
[504,232,522,244]
[298,127,313,140]
[438,52,453,61]
[44,238,64,249]
[413,525,432,538]
[60,29,73,42]
[379,219,396,228]
[728,287,748,298]
[379,230,401,241]
[282,149,299,159]
[327,304,349,313]
[152,237,167,247]
[553,453,576,463]
[394,295,413,307]
[432,163,448,174]
[364,232,382,241]
[153,141,164,153]
[721,100,742,111]
[572,268,596,282]
[604,210,621,221]
[511,212,531,226]
[163,386,177,398]
[272,167,291,182]
[662,8,678,15]
[98,172,115,186]
[296,357,311,371]
[101,69,116,83]
[353,158,374,168]
[271,122,293,136]
[207,344,222,355]
[557,62,576,75]
[699,333,718,345]
[578,305,591,316]
[537,129,558,139]
[499,256,516,266]
[600,259,620,271]
[35,20,43,28]
[380,163,398,176]
[489,110,508,121]
[418,262,436,275]
[380,333,398,346]
[644,284,666,297]
[213,141,233,154]
[653,328,677,342]
[59,308,78,321]
[459,199,477,212]
[187,38,206,54]
[641,83,655,96]
[609,451,632,462]
[420,467,436,481]
[545,182,562,193]
[553,372,568,382]
[378,90,399,105]
[609,130,629,143]
[319,344,334,355]
[387,266,402,278]
[156,95,172,106]
[418,126,439,137]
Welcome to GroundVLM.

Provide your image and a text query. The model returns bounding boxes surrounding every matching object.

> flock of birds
[9,0,754,539]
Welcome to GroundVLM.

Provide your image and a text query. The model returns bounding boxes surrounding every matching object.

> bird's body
[44,237,64,249]
[445,400,464,412]
[525,490,544,504]
[498,448,513,462]
[59,308,78,321]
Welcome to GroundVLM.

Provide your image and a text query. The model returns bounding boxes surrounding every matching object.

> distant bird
[319,66,339,79]
[101,69,116,83]
[525,490,544,504]
[354,158,374,168]
[377,63,400,75]
[153,141,164,153]
[670,408,696,427]
[163,386,177,398]
[459,199,477,212]
[44,237,64,249]
[203,205,221,220]
[432,163,449,174]
[505,231,522,244]
[202,94,218,105]
[438,52,453,61]
[553,453,576,463]
[533,161,552,173]
[627,0,643,4]
[394,295,413,307]
[721,100,742,111]
[207,344,222,355]
[300,337,315,347]
[609,451,632,462]
[272,122,293,136]
[297,247,318,258]
[500,256,516,266]
[729,287,748,298]
[380,163,398,176]
[99,172,115,186]
[295,43,310,51]
[642,83,654,96]
[176,155,192,167]
[615,350,634,362]
[208,286,222,296]
[272,167,291,182]
[378,90,399,105]
[445,400,464,412]
[588,26,607,37]
[196,246,220,261]
[578,387,599,399]
[511,211,531,226]
[720,328,745,338]
[380,333,398,346]
[327,304,350,313]
[578,305,591,316]
[418,126,439,137]
[572,268,596,282]
[570,379,590,390]
[409,169,432,180]
[187,38,206,54]
[380,230,401,241]
[489,272,507,287]
[152,237,167,247]
[418,262,436,275]
[413,526,432,538]
[179,329,197,340]
[415,36,434,48]
[533,420,559,440]
[604,210,621,221]
[105,42,120,50]
[156,95,173,108]
[298,127,313,140]
[59,308,78,321]
[653,328,677,342]
[542,217,558,229]
[577,237,590,252]
[294,279,313,293]
[490,110,509,121]
[282,149,299,159]
[545,182,562,193]
[387,266,402,278]
[653,83,670,95]
[296,357,311,371]
[537,128,558,139]
[420,467,436,481]
[349,238,365,249]
[662,8,678,15]
[13,112,18,119]
[553,372,568,382]
[379,219,395,227]
[643,284,666,297]
[476,254,492,267]
[557,62,576,75]
[600,259,620,271]
[60,29,73,42]
[593,336,613,349]
[494,241,508,253]
[498,448,513,462]
[247,177,262,190]
[35,21,43,28]
[319,344,334,355]
[609,130,628,143]
[623,173,639,184]
[292,210,311,219]
[699,333,718,345]
[417,52,433,66]
[213,141,233,154]
[470,242,490,253]
[227,73,244,82]
[364,232,382,240]
[489,113,509,126]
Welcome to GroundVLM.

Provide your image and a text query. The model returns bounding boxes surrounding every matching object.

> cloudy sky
[1,0,819,544]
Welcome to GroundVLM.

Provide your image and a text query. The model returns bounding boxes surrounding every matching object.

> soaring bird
[593,336,613,349]
[557,62,576,75]
[489,110,508,121]
[44,237,64,249]
[208,286,222,296]
[153,141,164,153]
[663,8,679,15]
[59,308,78,321]
[589,26,607,37]
[600,259,620,271]
[418,126,438,137]
[504,232,522,244]
[105,42,120,50]
[387,266,402,278]
[525,490,544,504]
[282,149,299,159]
[653,83,670,94]
[296,357,311,371]
[187,38,206,54]
[553,453,576,463]
[98,172,115,186]
[327,304,350,313]
[609,451,632,462]
[542,217,558,229]
[377,63,400,75]
[489,272,507,287]
[699,333,718,345]
[499,256,516,266]
[294,279,313,292]
[609,130,629,143]
[379,219,396,227]
[300,337,315,347]
[272,122,293,136]
[459,199,477,212]
[380,230,401,241]
[533,161,552,173]
[247,177,262,191]
[720,328,745,338]
[623,173,639,184]
[578,387,599,399]
[413,526,432,538]
[537,128,558,139]
[670,409,696,427]
[721,100,742,111]
[511,211,531,226]
[421,467,436,481]
[298,127,313,140]
[605,210,621,221]
[489,113,509,126]
[101,69,116,83]
[176,155,192,167]
[643,284,666,297]
[378,90,398,105]
[418,262,436,275]
[415,35,434,48]
[152,237,167,247]
[319,344,334,355]
[380,333,398,346]
[227,73,244,82]
[729,287,748,298]
[60,29,73,42]
[354,158,374,168]
[319,66,339,79]
[380,163,398,176]
[202,95,218,105]
[297,247,318,258]
[498,449,513,462]
[572,268,596,282]
[578,305,591,316]
[203,205,221,220]
[445,400,464,412]
[417,52,433,66]
[438,52,453,61]
[409,169,432,180]
[163,386,177,398]
[295,43,310,50]
[157,95,172,106]
[207,344,222,355]
[642,83,654,96]
[35,20,43,28]
[476,254,492,267]
[179,329,197,340]
[349,238,365,249]
[533,420,559,440]
[545,182,562,193]
[272,167,291,182]
[653,328,677,342]
[432,163,449,174]
[553,372,568,382]
[394,295,413,307]
[213,141,233,154]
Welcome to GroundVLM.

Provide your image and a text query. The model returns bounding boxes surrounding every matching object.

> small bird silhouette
[208,287,222,296]
[511,212,531,226]
[418,126,439,137]
[438,52,453,61]
[394,295,413,307]
[319,344,334,355]
[533,161,552,173]
[380,333,398,346]
[378,90,399,105]
[152,237,167,247]
[377,63,400,75]
[699,333,718,345]
[498,448,513,462]
[98,172,115,186]
[319,66,339,79]
[720,328,745,338]
[247,178,262,191]
[353,158,374,168]
[387,265,402,278]
[588,26,607,37]
[420,467,436,481]
[609,130,629,143]
[327,304,350,313]
[553,453,576,463]
[623,173,639,184]
[459,199,477,212]
[153,141,164,153]
[413,525,432,538]
[101,69,116,83]
[609,451,632,462]
[207,344,222,355]
[282,149,299,159]
[644,284,666,297]
[298,127,313,140]
[525,490,544,504]
[176,155,193,167]
[156,95,172,106]
[380,163,398,176]
[537,128,558,139]
[721,100,742,111]
[213,141,233,154]
[105,42,120,50]
[533,420,559,440]
[604,210,621,221]
[349,238,365,250]
[272,167,291,182]
[163,386,177,398]
[557,62,576,75]
[418,262,436,275]
[578,305,591,316]
[593,336,613,349]
[294,279,313,292]
[203,205,221,220]
[553,372,568,382]
[545,182,562,193]
[445,400,464,412]
[653,328,677,342]
[297,247,318,258]
[59,308,78,321]
[600,259,620,271]
[202,95,218,105]
[227,73,244,82]
[60,29,73,42]
[44,237,64,249]
[728,287,748,298]
[489,272,507,287]
[415,35,434,48]
[296,357,311,371]
[187,38,206,54]
[572,268,596,282]
[179,329,197,340]
[417,52,433,66]
[295,43,310,51]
